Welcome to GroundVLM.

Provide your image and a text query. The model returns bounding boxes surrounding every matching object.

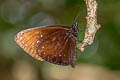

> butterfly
[14,22,79,68]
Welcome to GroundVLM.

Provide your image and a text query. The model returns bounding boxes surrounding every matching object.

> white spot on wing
[42,46,45,49]
[19,31,24,35]
[43,52,46,55]
[59,54,61,57]
[40,35,43,37]
[48,56,50,58]
[37,40,40,43]
[57,42,60,46]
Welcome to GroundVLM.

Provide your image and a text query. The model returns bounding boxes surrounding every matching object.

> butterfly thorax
[69,22,79,38]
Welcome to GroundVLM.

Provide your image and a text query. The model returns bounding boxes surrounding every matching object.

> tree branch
[78,0,101,52]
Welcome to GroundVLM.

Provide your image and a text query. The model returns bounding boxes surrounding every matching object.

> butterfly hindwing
[14,25,68,61]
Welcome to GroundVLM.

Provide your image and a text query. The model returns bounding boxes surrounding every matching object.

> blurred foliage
[0,0,120,80]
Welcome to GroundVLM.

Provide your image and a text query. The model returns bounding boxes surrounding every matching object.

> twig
[78,0,101,52]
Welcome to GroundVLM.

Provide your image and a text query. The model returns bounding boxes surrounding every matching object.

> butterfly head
[71,22,79,37]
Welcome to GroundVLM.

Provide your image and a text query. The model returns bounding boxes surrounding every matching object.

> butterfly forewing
[14,25,69,61]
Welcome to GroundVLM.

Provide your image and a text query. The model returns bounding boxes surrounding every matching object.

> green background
[0,0,120,80]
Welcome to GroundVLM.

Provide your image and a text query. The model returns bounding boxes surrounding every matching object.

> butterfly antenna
[73,12,81,24]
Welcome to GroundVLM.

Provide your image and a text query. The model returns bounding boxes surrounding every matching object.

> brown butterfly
[14,22,79,68]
